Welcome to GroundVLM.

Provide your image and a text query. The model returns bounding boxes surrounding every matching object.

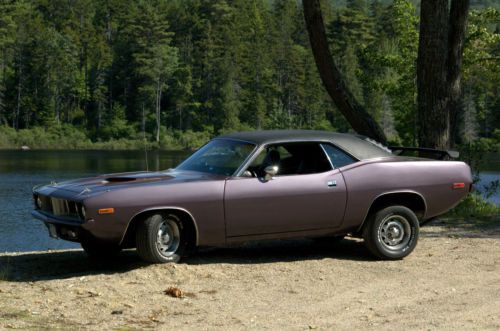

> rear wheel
[363,206,419,260]
[135,213,188,263]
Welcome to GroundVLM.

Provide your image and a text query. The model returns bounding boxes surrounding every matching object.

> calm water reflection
[0,150,498,252]
[0,150,189,252]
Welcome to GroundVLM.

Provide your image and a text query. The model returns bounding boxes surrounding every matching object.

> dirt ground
[0,218,499,330]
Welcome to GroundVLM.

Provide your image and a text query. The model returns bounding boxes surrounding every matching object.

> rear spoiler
[389,146,459,160]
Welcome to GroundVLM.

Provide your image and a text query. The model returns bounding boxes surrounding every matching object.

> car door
[224,142,348,237]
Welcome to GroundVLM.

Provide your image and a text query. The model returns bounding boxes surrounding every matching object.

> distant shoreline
[0,146,193,151]
[0,126,210,151]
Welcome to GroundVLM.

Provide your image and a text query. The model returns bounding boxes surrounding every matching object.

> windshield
[176,139,256,176]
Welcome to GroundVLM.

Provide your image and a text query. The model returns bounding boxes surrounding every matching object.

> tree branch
[302,0,387,144]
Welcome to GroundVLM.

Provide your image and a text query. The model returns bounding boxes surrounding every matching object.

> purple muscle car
[32,130,472,263]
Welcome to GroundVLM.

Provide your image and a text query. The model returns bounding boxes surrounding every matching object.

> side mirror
[264,165,279,181]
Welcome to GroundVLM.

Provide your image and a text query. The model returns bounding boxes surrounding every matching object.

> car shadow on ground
[2,218,497,282]
[185,237,372,265]
[0,250,145,283]
[0,238,371,282]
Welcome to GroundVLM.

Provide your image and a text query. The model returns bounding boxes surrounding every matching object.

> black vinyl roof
[218,130,392,160]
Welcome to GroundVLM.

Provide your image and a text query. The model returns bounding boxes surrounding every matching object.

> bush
[448,193,500,218]
[0,126,18,148]
[449,139,500,219]
[98,119,138,142]
[177,130,211,150]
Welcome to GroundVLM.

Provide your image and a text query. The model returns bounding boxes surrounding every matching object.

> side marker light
[98,208,115,214]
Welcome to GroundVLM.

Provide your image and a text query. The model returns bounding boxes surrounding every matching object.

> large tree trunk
[417,0,450,149]
[0,52,5,125]
[155,78,161,143]
[417,0,470,150]
[302,0,387,144]
[14,64,21,130]
[448,0,470,147]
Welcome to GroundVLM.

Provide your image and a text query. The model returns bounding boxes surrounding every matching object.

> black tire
[135,213,188,263]
[362,206,419,260]
[81,237,122,260]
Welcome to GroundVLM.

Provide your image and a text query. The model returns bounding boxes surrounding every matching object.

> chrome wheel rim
[378,215,411,251]
[156,218,180,257]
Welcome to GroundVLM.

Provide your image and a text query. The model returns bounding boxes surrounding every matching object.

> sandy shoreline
[1,218,499,330]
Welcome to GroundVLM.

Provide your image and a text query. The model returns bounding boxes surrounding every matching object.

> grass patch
[446,193,500,221]
[0,309,30,320]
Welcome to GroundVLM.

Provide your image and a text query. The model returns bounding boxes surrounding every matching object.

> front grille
[34,194,84,222]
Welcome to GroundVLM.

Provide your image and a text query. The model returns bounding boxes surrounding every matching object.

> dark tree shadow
[420,217,500,239]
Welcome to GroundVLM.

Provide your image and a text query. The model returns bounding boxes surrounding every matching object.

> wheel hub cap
[378,215,411,251]
[156,219,180,257]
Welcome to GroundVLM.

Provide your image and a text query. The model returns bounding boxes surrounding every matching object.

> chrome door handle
[327,180,337,187]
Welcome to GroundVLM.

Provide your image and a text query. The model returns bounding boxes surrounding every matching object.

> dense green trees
[0,0,498,149]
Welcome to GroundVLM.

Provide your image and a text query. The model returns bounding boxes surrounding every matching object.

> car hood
[37,170,226,196]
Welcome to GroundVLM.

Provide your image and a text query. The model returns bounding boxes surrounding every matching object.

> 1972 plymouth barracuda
[32,130,472,263]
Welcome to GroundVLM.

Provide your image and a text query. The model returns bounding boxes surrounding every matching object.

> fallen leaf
[111,310,123,315]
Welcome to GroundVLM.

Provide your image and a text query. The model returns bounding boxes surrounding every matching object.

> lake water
[0,150,498,253]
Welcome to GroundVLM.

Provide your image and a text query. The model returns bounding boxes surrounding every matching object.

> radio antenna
[142,103,149,171]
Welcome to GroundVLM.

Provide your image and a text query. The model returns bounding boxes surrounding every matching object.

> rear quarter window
[321,144,357,168]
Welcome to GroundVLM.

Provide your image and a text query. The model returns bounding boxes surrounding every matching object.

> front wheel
[135,213,187,263]
[362,206,419,260]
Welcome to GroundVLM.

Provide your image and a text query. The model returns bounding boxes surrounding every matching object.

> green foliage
[448,193,500,218]
[462,8,500,142]
[448,139,500,219]
[0,125,91,149]
[0,0,497,149]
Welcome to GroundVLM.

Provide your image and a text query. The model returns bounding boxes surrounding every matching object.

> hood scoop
[104,173,175,184]
[105,177,137,183]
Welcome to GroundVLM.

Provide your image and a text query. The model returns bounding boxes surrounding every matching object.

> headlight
[35,196,43,209]
[77,204,86,220]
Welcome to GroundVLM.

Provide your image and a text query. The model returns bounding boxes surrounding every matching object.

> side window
[245,142,332,177]
[321,144,357,168]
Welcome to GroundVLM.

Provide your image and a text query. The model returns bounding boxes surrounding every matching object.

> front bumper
[32,210,84,242]
[32,209,126,245]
